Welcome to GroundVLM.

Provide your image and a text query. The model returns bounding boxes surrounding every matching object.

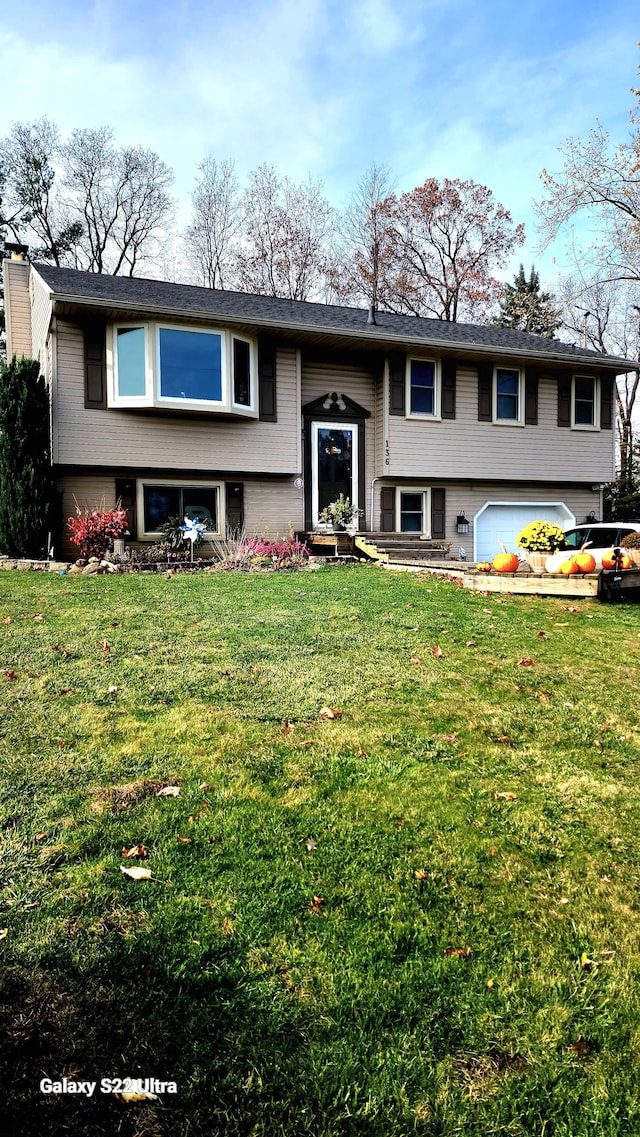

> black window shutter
[431,487,446,539]
[258,339,277,422]
[84,322,107,409]
[225,482,244,533]
[477,362,492,421]
[389,353,406,416]
[525,367,539,425]
[380,487,395,531]
[557,375,571,428]
[600,374,613,430]
[115,478,136,539]
[441,358,456,419]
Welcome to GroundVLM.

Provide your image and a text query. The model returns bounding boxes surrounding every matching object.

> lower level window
[400,491,425,533]
[142,484,220,536]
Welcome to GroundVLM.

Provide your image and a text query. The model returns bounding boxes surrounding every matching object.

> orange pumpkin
[571,552,596,574]
[492,552,519,573]
[602,549,633,570]
[560,559,579,575]
[476,562,492,572]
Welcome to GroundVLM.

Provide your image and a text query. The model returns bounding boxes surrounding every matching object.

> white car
[562,522,640,568]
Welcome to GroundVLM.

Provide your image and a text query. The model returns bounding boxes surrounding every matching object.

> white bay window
[109,323,256,416]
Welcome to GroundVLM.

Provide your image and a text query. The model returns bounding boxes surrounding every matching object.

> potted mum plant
[620,531,640,566]
[319,494,362,534]
[515,520,566,573]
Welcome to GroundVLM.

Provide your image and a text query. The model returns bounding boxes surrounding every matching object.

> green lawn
[1,564,640,1136]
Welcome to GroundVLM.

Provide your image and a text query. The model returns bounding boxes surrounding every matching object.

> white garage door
[474,502,575,561]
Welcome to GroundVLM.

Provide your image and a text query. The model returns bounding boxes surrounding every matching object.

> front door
[311,421,358,527]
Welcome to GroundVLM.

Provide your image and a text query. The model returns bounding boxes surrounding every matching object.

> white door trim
[311,421,359,527]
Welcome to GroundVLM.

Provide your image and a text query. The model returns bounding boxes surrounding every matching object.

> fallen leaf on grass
[2,670,15,680]
[564,606,580,613]
[283,721,294,735]
[120,866,152,881]
[107,685,118,694]
[176,835,192,844]
[486,979,495,989]
[2,616,10,624]
[357,748,368,757]
[305,838,317,851]
[301,739,314,746]
[199,781,211,790]
[121,845,148,858]
[309,896,324,915]
[319,706,342,720]
[432,645,443,658]
[600,874,612,884]
[517,658,534,666]
[487,848,496,856]
[115,1091,158,1103]
[536,631,548,640]
[466,640,476,647]
[58,689,72,696]
[568,1036,587,1055]
[554,622,569,627]
[97,640,111,653]
[0,929,7,941]
[33,614,44,621]
[445,946,471,957]
[494,791,517,801]
[349,615,358,621]
[410,656,423,666]
[580,951,596,970]
[414,868,429,880]
[23,902,40,910]
[157,785,180,797]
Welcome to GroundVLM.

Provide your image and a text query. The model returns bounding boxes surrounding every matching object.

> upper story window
[110,322,256,417]
[572,375,599,429]
[494,367,523,425]
[407,358,440,418]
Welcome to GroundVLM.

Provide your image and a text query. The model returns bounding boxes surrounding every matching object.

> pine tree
[493,264,561,338]
[0,356,58,556]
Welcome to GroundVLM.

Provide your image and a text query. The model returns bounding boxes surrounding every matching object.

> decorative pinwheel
[180,516,206,560]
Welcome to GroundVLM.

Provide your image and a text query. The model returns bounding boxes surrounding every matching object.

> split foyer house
[3,249,630,561]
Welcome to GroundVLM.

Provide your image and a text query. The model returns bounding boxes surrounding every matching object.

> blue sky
[1,0,638,285]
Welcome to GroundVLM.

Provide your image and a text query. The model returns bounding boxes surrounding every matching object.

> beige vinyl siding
[56,474,303,558]
[29,269,53,366]
[3,259,32,359]
[54,324,301,473]
[387,365,615,484]
[301,359,377,530]
[371,478,599,558]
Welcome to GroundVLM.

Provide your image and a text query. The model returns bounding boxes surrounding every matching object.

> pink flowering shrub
[67,504,129,560]
[240,536,309,565]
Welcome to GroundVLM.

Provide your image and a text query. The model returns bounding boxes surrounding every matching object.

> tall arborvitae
[493,264,562,338]
[0,356,57,556]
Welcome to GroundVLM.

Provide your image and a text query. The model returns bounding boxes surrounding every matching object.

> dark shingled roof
[32,262,633,370]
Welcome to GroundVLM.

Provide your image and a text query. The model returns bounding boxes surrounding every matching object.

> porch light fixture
[456,513,470,534]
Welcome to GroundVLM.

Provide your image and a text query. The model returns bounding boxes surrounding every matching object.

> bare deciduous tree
[1,118,174,275]
[0,118,82,264]
[234,164,336,301]
[337,161,396,307]
[559,272,640,483]
[63,127,174,275]
[378,178,525,322]
[536,121,640,285]
[183,157,240,290]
